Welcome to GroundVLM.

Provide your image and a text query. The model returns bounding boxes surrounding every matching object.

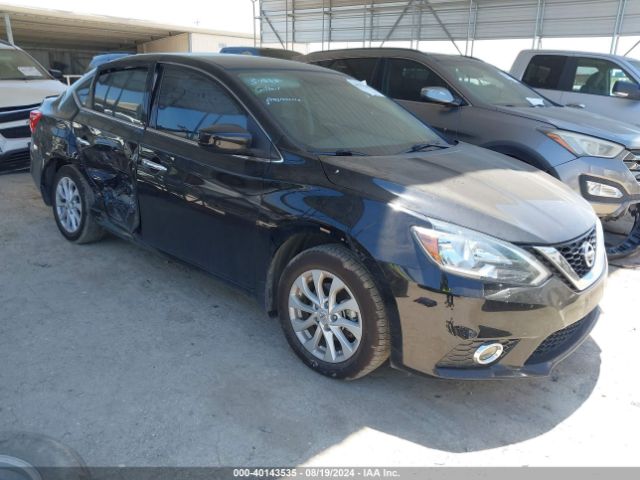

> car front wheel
[278,244,390,379]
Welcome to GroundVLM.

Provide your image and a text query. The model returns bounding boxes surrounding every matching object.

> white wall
[190,33,253,53]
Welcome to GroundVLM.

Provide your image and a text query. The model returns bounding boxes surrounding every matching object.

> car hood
[0,79,66,108]
[494,105,640,149]
[320,143,596,245]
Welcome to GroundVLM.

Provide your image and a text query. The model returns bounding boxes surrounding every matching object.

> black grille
[556,227,597,278]
[0,149,30,172]
[525,317,587,365]
[437,339,518,368]
[0,104,38,123]
[625,150,640,182]
[0,125,30,139]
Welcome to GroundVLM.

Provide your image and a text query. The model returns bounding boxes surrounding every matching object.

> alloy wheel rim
[55,176,82,234]
[288,269,362,363]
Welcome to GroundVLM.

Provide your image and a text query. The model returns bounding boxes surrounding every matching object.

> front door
[136,64,274,289]
[562,56,640,126]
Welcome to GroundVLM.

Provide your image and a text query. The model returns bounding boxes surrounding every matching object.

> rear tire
[277,244,390,380]
[52,165,104,244]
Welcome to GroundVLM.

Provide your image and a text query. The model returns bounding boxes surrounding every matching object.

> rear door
[136,64,274,289]
[520,54,569,104]
[72,64,151,234]
[380,58,461,139]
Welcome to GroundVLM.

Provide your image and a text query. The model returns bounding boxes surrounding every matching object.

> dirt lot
[1,172,639,467]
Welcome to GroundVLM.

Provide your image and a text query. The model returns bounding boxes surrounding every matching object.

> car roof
[100,52,325,73]
[517,49,635,64]
[303,47,482,64]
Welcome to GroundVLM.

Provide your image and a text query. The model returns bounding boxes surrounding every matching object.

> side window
[93,68,148,125]
[153,65,271,155]
[321,58,378,85]
[154,66,247,140]
[383,58,449,102]
[571,57,638,96]
[522,55,567,90]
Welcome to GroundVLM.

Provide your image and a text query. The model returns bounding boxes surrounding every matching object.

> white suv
[0,40,66,172]
[511,50,640,127]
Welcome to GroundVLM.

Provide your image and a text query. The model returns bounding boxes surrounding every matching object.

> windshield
[0,49,49,80]
[238,69,446,155]
[438,59,552,108]
[628,58,640,74]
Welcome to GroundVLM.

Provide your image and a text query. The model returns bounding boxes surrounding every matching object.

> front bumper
[552,155,640,219]
[387,260,606,379]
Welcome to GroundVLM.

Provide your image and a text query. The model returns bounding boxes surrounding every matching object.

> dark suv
[30,54,605,380]
[304,48,640,257]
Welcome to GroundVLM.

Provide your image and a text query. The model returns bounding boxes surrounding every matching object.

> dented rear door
[73,65,151,234]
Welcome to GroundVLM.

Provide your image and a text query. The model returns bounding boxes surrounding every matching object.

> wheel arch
[481,141,553,173]
[263,224,400,325]
[41,157,74,206]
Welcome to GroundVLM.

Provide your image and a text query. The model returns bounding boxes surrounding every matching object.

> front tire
[52,165,104,244]
[277,244,390,379]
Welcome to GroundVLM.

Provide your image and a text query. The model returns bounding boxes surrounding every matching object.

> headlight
[412,220,550,286]
[546,130,625,158]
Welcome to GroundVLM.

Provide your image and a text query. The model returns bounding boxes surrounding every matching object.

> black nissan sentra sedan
[30,54,606,380]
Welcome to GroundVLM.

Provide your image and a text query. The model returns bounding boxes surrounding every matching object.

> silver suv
[304,48,640,257]
[0,40,66,173]
[511,50,640,127]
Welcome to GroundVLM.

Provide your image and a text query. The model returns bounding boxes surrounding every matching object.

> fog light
[585,180,623,199]
[473,342,504,365]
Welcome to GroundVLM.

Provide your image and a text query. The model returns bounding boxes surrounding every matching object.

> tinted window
[570,57,638,96]
[522,55,567,90]
[155,66,247,141]
[93,68,148,125]
[382,58,448,102]
[319,58,378,85]
[239,70,445,156]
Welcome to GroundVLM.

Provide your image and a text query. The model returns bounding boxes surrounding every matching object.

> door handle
[566,103,586,109]
[141,158,167,172]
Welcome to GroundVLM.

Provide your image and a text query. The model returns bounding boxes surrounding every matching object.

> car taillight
[29,110,43,133]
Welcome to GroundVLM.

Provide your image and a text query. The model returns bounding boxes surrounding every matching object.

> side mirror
[420,86,459,106]
[48,69,63,81]
[198,124,252,154]
[613,80,640,101]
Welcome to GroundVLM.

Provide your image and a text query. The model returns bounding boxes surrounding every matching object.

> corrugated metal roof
[260,0,640,45]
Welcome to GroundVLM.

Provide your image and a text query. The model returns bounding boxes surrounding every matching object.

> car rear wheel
[52,165,104,244]
[278,244,390,379]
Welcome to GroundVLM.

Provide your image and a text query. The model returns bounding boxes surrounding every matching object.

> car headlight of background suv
[412,220,550,286]
[546,129,625,158]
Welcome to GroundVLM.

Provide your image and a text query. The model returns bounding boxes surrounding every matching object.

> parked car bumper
[553,154,640,219]
[0,136,30,173]
[387,257,606,379]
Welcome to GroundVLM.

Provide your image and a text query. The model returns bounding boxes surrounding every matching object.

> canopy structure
[259,0,640,55]
[0,3,251,52]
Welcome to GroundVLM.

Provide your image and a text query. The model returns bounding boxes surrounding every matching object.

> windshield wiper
[314,149,368,156]
[405,143,449,153]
